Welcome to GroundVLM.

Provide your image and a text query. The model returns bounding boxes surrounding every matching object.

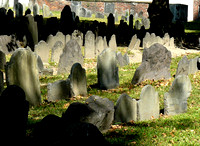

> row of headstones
[115,74,192,122]
[143,32,175,49]
[15,2,51,18]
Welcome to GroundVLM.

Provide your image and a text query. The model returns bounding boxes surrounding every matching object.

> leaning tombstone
[58,39,84,74]
[5,48,41,106]
[97,48,119,89]
[164,75,192,115]
[114,94,137,123]
[68,63,87,96]
[85,31,95,58]
[137,85,159,121]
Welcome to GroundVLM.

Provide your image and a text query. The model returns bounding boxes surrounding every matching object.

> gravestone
[189,57,198,75]
[86,95,114,133]
[137,85,159,121]
[47,80,71,102]
[26,14,38,49]
[71,30,83,47]
[96,36,105,56]
[175,56,189,77]
[58,39,84,74]
[5,48,41,106]
[33,3,39,16]
[164,75,192,115]
[51,41,64,63]
[114,94,137,123]
[15,2,23,18]
[128,35,141,51]
[97,48,119,89]
[142,18,150,29]
[116,52,129,67]
[35,40,49,64]
[86,10,92,18]
[135,20,142,30]
[43,4,50,17]
[47,32,66,51]
[108,34,117,51]
[96,13,104,19]
[104,3,115,14]
[132,43,171,84]
[85,31,95,58]
[68,63,87,96]
[79,7,86,17]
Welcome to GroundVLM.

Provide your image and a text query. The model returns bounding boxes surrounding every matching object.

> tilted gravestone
[164,75,192,115]
[58,39,84,74]
[51,41,64,63]
[137,85,159,121]
[114,93,137,123]
[116,52,129,67]
[132,43,171,84]
[6,48,41,106]
[84,31,95,58]
[68,63,87,97]
[128,34,141,51]
[47,80,72,102]
[97,48,119,89]
[35,40,50,64]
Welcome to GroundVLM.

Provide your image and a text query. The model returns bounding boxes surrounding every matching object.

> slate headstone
[15,2,23,18]
[47,80,72,102]
[97,48,119,89]
[137,85,159,121]
[68,63,87,96]
[164,75,192,115]
[6,48,41,106]
[132,43,171,84]
[175,56,189,77]
[114,94,137,123]
[58,39,84,74]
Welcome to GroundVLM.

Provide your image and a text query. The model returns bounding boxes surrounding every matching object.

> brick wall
[133,3,149,17]
[193,0,200,20]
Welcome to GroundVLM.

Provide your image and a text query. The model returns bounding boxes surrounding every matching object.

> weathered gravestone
[175,56,189,77]
[189,57,199,75]
[68,63,87,96]
[85,31,95,58]
[47,80,71,102]
[47,32,66,51]
[6,48,41,106]
[35,40,49,64]
[15,2,23,18]
[85,95,114,133]
[51,41,64,63]
[137,85,159,121]
[33,3,39,17]
[97,48,119,89]
[132,43,171,84]
[128,34,141,51]
[58,39,84,74]
[96,36,105,56]
[71,30,83,47]
[164,75,192,115]
[26,14,38,50]
[114,93,137,123]
[116,52,129,67]
[43,4,50,17]
[108,34,117,51]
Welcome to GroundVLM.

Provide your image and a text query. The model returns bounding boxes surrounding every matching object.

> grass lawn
[23,50,200,145]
